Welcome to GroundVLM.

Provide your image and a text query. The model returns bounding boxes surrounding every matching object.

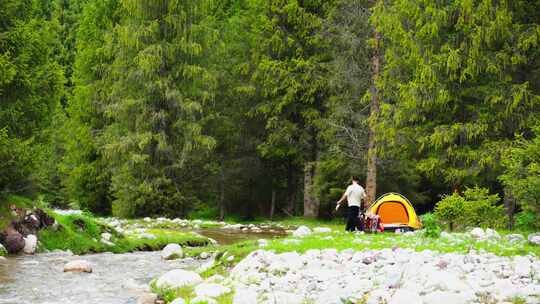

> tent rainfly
[367,193,422,231]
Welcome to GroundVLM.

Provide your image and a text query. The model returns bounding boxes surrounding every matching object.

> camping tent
[367,193,421,231]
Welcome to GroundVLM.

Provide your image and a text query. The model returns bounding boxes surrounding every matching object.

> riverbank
[144,225,540,304]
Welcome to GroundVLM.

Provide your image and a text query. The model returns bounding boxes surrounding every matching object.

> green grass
[151,282,233,304]
[38,212,210,255]
[0,194,33,230]
[178,229,539,282]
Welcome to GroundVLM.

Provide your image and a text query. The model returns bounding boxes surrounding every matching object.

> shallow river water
[0,228,285,304]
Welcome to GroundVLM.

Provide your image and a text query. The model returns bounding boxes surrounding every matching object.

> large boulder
[233,289,257,304]
[155,269,202,289]
[23,234,37,254]
[527,232,540,245]
[194,283,231,298]
[161,244,183,260]
[4,230,25,254]
[64,260,93,273]
[292,226,312,238]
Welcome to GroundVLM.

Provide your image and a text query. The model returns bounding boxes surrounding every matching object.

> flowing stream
[0,228,285,304]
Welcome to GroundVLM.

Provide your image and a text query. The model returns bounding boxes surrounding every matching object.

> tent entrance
[376,201,409,225]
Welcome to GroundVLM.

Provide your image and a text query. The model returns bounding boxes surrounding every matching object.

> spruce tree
[103,0,216,217]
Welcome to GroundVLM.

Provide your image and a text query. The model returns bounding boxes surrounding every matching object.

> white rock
[137,293,157,304]
[313,227,332,233]
[227,255,234,262]
[155,269,202,289]
[170,298,185,304]
[388,289,422,304]
[422,291,469,304]
[282,239,301,245]
[194,283,231,298]
[200,251,210,259]
[233,289,257,304]
[63,260,92,273]
[292,226,312,238]
[161,244,183,260]
[191,296,216,304]
[101,232,112,241]
[265,291,303,304]
[470,227,485,239]
[506,234,525,243]
[139,233,156,240]
[528,233,540,245]
[23,234,37,254]
[366,289,391,304]
[485,228,500,239]
[206,274,225,283]
[258,239,269,247]
[514,256,532,277]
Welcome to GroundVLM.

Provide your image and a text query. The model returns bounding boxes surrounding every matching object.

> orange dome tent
[367,193,422,231]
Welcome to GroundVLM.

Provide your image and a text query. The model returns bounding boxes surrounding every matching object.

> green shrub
[435,187,505,230]
[434,193,465,231]
[462,187,505,229]
[421,213,441,238]
[515,210,540,231]
[189,206,219,220]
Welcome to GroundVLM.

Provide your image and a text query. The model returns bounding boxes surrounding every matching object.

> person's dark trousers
[346,206,360,232]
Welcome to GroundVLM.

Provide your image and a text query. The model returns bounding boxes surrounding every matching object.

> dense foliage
[1,0,539,225]
[435,187,506,230]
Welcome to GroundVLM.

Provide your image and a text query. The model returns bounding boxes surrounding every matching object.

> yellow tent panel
[367,193,422,230]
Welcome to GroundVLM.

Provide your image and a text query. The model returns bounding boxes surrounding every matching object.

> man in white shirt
[336,176,367,231]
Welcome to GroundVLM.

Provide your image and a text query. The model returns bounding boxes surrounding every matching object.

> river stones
[233,288,257,304]
[528,232,540,245]
[23,234,37,254]
[64,260,92,273]
[170,298,186,304]
[161,244,183,260]
[506,233,526,243]
[4,230,25,254]
[313,227,332,233]
[137,292,157,304]
[155,269,202,289]
[194,283,231,298]
[292,226,312,238]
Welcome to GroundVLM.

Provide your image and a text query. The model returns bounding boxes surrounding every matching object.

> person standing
[336,176,367,232]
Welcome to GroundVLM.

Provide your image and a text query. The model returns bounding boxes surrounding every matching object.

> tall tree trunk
[218,165,226,221]
[303,161,319,217]
[504,187,516,229]
[270,186,276,220]
[365,28,380,205]
[285,162,296,216]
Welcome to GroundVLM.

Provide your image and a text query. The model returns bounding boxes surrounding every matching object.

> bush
[435,187,505,230]
[434,193,465,231]
[462,187,505,229]
[514,210,540,231]
[421,213,441,238]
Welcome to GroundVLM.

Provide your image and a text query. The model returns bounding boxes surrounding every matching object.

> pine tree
[250,0,335,217]
[103,0,216,217]
[373,0,540,190]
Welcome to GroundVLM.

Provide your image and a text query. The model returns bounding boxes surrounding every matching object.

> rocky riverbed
[0,250,203,304]
[152,247,540,304]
